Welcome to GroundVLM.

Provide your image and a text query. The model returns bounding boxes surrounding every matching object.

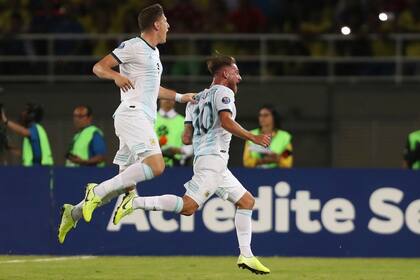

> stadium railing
[1,33,420,83]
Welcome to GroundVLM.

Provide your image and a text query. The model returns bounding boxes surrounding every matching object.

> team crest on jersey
[117,42,125,49]
[222,97,230,104]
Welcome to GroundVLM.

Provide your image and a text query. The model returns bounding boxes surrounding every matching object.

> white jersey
[112,37,163,121]
[185,84,236,159]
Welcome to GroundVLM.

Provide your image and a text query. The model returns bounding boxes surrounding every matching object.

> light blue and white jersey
[112,37,163,121]
[185,84,236,159]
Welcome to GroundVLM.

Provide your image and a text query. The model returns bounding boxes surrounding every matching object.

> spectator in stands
[1,103,53,166]
[202,0,232,33]
[155,99,193,167]
[228,0,267,33]
[65,105,106,167]
[403,129,420,170]
[0,12,36,75]
[243,104,293,168]
[397,0,420,75]
[299,1,333,34]
[167,0,203,33]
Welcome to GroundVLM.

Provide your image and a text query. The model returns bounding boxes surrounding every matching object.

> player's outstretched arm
[92,55,134,92]
[219,111,271,147]
[159,87,196,103]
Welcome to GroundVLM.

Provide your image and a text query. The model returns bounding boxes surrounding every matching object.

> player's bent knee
[181,208,195,216]
[151,164,165,177]
[143,155,165,177]
[236,192,255,209]
[180,204,197,216]
[181,195,199,216]
[249,195,255,209]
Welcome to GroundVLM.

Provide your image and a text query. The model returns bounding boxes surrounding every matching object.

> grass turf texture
[0,256,420,280]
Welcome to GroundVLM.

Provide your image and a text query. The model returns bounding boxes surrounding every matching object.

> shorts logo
[117,42,125,49]
[222,97,230,104]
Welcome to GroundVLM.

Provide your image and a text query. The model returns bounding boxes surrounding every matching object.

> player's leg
[59,137,134,235]
[58,164,133,244]
[113,192,197,225]
[83,117,163,222]
[234,192,255,258]
[222,170,270,274]
[113,155,221,224]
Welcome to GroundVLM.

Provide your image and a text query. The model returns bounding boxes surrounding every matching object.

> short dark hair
[138,4,164,31]
[26,103,44,123]
[77,105,93,117]
[206,54,236,76]
[259,104,282,130]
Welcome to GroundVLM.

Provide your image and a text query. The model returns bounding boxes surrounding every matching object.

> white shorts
[112,114,161,166]
[184,155,247,206]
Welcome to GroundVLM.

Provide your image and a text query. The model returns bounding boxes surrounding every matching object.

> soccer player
[58,4,195,243]
[113,55,271,274]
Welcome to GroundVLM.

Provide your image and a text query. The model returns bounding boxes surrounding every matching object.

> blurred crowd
[1,0,420,76]
[2,0,420,35]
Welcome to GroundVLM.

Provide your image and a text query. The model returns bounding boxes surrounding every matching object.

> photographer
[1,103,54,166]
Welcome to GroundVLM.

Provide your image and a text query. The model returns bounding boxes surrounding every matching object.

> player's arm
[219,111,271,147]
[92,54,134,92]
[182,123,193,145]
[159,86,196,103]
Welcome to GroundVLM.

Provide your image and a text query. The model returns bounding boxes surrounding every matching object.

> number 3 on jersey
[193,102,214,135]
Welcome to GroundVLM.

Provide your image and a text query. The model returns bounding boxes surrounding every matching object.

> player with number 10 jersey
[112,55,272,274]
[185,84,236,160]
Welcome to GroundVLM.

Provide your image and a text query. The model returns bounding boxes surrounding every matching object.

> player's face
[225,63,242,94]
[258,108,273,128]
[157,14,170,44]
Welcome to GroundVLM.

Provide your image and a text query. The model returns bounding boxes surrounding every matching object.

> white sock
[94,162,154,198]
[235,209,254,258]
[70,189,126,222]
[71,200,84,221]
[133,195,183,213]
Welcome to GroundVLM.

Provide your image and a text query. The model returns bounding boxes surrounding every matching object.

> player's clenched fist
[180,93,197,103]
[251,134,271,148]
[115,75,135,92]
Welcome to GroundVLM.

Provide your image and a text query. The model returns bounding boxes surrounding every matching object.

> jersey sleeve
[184,102,194,124]
[214,88,235,114]
[111,41,135,64]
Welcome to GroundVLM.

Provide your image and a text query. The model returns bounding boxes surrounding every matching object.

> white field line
[0,256,96,264]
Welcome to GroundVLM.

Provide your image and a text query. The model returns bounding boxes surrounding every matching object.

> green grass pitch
[1,256,420,280]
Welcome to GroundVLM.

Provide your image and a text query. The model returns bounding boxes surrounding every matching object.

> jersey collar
[138,36,156,50]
